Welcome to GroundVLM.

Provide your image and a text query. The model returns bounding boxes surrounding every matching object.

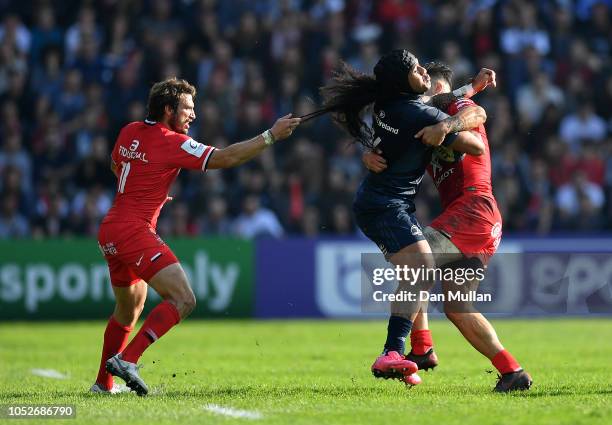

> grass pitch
[1,319,611,425]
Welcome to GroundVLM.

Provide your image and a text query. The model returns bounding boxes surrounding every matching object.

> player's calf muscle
[113,304,144,327]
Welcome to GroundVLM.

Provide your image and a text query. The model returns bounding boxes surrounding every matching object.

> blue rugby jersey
[354,94,458,213]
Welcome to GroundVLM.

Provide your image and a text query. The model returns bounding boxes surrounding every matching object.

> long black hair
[314,49,419,148]
[319,62,380,147]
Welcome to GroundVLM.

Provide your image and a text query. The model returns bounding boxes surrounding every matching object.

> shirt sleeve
[447,98,476,115]
[165,134,216,171]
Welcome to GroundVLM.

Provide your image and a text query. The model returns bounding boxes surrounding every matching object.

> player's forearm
[440,105,486,134]
[110,161,119,178]
[207,135,268,169]
[230,135,269,166]
[451,131,485,155]
[452,83,477,99]
[207,115,300,169]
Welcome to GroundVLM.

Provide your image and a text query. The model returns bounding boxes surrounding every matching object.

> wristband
[452,83,476,98]
[262,129,276,146]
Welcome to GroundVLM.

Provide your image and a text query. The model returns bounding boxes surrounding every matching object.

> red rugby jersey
[102,120,215,228]
[426,98,493,209]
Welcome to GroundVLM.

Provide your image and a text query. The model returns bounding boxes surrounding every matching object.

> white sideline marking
[30,368,69,379]
[204,404,263,420]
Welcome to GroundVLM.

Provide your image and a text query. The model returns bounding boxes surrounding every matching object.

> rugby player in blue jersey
[319,50,487,385]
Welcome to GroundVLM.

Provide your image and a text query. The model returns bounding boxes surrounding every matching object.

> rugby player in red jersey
[363,63,532,392]
[91,77,300,395]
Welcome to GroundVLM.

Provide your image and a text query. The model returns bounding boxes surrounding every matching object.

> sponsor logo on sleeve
[181,139,206,158]
[491,222,502,238]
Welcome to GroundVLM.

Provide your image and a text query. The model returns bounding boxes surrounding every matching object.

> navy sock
[383,315,413,354]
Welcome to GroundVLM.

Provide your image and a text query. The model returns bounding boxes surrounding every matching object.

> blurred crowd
[0,0,611,240]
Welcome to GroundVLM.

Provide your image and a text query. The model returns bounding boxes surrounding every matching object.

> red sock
[491,349,521,374]
[121,301,181,363]
[96,316,133,390]
[410,329,433,355]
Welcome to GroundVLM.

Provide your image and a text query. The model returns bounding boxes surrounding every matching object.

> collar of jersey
[144,119,172,131]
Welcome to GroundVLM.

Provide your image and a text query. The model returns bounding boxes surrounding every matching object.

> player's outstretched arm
[449,68,496,100]
[415,105,486,150]
[466,67,497,94]
[444,104,487,132]
[207,114,301,169]
[427,68,497,110]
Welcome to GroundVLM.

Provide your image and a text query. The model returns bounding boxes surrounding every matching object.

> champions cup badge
[491,222,502,238]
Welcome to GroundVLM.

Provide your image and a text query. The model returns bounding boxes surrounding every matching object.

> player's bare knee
[445,302,477,325]
[181,291,197,317]
[176,280,196,317]
[169,289,196,318]
[444,305,463,324]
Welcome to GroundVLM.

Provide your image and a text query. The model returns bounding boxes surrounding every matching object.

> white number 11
[118,161,131,193]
